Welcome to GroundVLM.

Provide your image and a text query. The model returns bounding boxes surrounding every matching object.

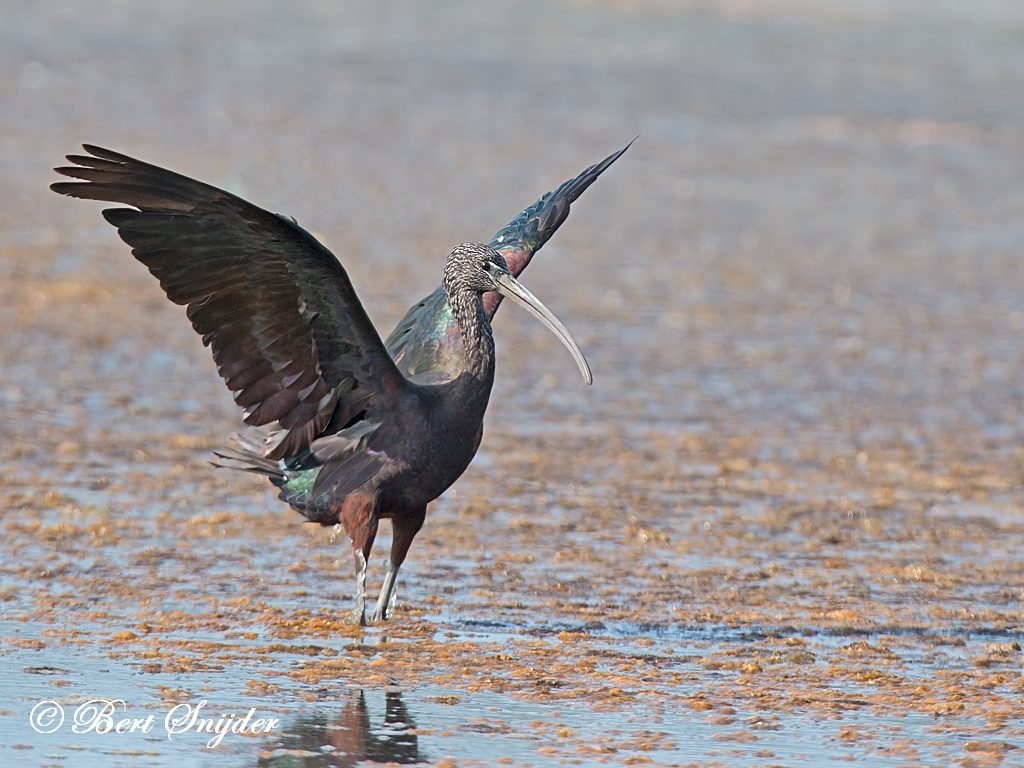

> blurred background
[3,1,1024,766]
[4,0,1024,440]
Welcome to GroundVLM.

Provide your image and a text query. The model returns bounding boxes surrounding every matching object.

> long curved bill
[487,266,593,385]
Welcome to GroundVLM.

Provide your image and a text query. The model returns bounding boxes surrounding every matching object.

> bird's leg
[370,507,425,623]
[352,548,368,626]
[339,495,379,626]
[370,559,397,624]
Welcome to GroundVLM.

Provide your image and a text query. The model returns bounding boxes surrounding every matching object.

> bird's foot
[349,604,367,626]
[368,596,394,623]
[368,592,390,624]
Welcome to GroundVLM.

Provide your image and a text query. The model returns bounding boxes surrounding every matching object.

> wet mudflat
[3,1,1024,766]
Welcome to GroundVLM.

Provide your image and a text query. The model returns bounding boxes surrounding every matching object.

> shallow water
[3,0,1024,765]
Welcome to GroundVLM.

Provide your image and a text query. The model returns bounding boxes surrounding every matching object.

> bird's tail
[211,432,287,485]
[211,436,331,522]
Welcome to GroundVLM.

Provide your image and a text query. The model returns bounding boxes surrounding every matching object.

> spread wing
[385,140,632,381]
[51,145,406,462]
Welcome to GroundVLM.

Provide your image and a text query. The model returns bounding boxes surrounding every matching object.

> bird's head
[442,242,511,295]
[443,242,592,384]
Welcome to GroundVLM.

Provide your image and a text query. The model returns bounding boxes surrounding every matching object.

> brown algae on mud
[3,406,1023,765]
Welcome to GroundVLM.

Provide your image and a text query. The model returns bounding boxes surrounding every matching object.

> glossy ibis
[51,142,629,623]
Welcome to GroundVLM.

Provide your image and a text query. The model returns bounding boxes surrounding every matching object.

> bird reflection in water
[260,690,419,767]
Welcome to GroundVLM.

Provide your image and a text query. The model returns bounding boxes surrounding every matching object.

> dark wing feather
[385,140,633,380]
[485,138,635,295]
[52,145,405,462]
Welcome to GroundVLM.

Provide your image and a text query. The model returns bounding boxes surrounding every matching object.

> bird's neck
[448,289,496,388]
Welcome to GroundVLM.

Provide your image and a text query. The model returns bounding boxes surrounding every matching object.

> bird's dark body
[291,371,489,524]
[51,141,628,622]
[380,373,491,510]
